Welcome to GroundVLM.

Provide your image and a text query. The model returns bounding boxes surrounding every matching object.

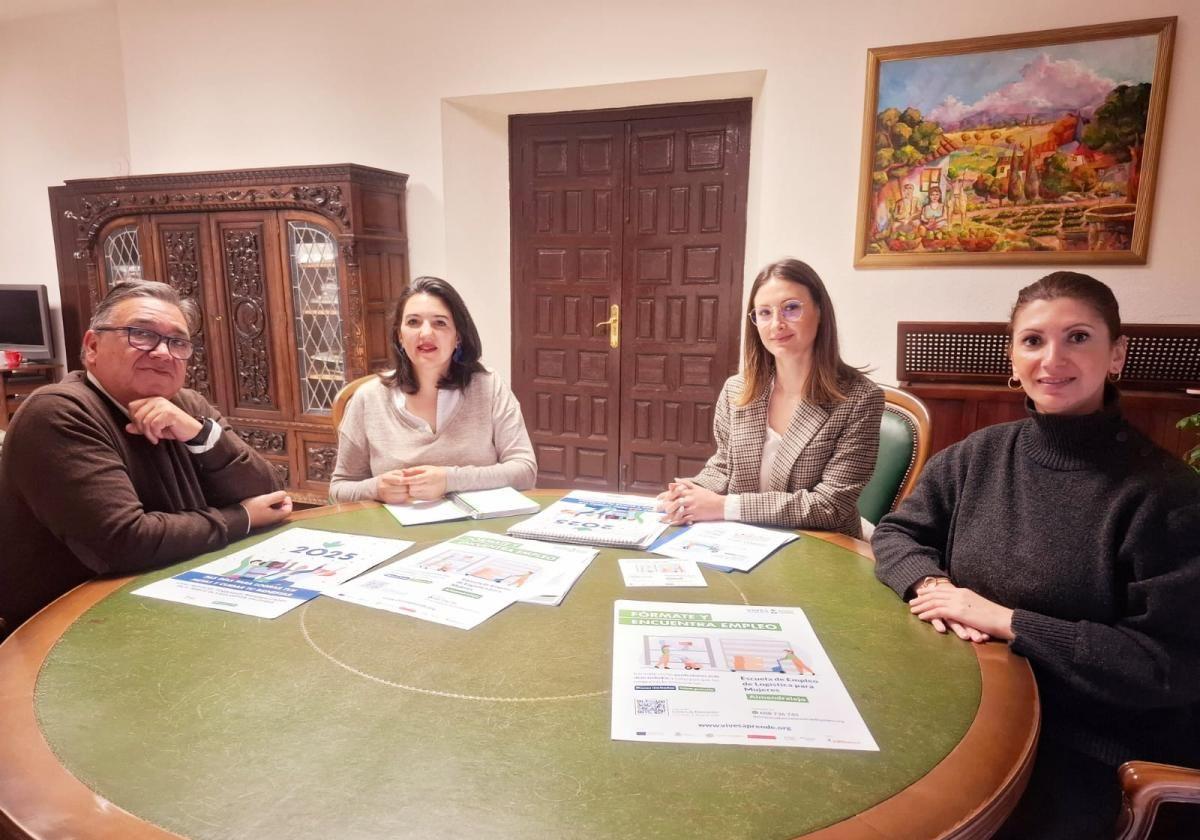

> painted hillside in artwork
[866,34,1160,256]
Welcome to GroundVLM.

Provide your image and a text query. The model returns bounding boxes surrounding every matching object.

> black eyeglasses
[94,326,195,360]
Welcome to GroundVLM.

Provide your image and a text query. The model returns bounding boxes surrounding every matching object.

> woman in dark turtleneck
[872,271,1200,840]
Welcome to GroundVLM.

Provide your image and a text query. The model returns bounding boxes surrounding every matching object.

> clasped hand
[908,580,1014,643]
[126,397,202,445]
[656,479,723,525]
[376,465,448,504]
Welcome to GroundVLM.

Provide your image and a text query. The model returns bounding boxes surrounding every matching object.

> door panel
[208,213,292,420]
[511,120,626,490]
[149,215,219,406]
[511,101,750,493]
[620,113,749,493]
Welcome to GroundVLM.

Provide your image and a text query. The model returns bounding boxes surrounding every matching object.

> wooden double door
[510,100,751,493]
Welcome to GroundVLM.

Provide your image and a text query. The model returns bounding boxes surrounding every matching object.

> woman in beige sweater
[329,277,536,503]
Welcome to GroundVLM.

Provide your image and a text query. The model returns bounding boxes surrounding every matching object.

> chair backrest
[331,375,376,434]
[857,384,932,525]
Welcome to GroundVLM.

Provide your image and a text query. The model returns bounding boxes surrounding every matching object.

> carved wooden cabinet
[49,164,409,503]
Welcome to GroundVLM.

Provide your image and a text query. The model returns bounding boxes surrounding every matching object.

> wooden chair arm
[1116,761,1200,840]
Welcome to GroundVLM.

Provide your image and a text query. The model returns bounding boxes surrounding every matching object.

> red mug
[3,351,23,368]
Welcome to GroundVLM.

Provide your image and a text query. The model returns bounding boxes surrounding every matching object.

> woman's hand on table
[656,479,724,526]
[908,579,1014,642]
[401,465,447,500]
[376,470,412,504]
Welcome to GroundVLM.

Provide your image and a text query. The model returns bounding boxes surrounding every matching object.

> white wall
[0,0,129,364]
[3,0,1197,382]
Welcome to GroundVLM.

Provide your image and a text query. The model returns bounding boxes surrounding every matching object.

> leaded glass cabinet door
[100,222,145,288]
[287,220,346,417]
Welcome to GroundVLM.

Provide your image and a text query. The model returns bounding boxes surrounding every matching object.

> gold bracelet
[917,575,948,593]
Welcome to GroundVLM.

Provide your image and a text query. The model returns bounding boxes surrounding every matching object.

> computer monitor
[0,284,55,361]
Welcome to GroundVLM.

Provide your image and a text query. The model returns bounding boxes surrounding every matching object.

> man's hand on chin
[126,397,203,445]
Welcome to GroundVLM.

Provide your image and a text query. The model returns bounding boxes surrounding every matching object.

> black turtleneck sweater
[872,392,1200,767]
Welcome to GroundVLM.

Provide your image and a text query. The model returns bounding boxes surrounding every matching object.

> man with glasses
[0,280,290,642]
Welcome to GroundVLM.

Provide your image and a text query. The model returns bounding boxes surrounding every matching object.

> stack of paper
[650,521,797,572]
[132,528,413,618]
[329,530,596,629]
[506,490,668,549]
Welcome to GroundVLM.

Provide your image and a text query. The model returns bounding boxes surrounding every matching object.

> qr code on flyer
[634,697,668,715]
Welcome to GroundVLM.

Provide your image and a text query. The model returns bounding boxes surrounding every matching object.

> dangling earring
[1107,370,1122,383]
[1007,376,1022,391]
[452,343,463,364]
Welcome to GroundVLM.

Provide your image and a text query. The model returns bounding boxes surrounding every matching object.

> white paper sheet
[132,528,412,619]
[611,600,878,751]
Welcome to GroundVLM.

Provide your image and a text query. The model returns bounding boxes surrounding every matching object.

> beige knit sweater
[328,371,536,502]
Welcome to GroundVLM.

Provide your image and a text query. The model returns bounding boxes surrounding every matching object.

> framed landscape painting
[854,17,1175,267]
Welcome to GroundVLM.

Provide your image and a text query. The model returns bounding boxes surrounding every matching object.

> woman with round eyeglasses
[872,272,1200,839]
[657,258,884,537]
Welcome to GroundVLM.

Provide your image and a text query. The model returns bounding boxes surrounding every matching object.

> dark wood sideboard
[47,165,409,503]
[897,322,1200,460]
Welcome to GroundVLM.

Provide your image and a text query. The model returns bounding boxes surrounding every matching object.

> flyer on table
[133,528,413,619]
[651,521,798,572]
[330,530,595,629]
[610,600,878,751]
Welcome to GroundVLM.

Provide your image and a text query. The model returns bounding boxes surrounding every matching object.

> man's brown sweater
[0,371,280,640]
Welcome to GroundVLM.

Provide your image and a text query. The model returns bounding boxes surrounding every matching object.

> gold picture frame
[854,17,1175,268]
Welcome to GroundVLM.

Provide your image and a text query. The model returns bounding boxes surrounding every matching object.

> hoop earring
[1107,370,1122,383]
[1007,376,1022,391]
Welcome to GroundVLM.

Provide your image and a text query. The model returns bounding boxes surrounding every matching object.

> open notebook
[385,487,540,526]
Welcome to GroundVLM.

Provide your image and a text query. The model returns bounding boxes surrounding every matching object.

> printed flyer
[132,528,412,619]
[611,600,878,751]
[329,530,596,629]
[651,522,798,572]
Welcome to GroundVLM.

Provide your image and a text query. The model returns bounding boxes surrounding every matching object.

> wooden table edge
[0,513,1038,840]
[797,530,1040,840]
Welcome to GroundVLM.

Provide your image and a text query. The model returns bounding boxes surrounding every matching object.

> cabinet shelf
[305,371,346,382]
[302,308,341,316]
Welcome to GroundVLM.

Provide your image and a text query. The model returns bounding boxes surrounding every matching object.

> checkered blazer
[690,373,884,538]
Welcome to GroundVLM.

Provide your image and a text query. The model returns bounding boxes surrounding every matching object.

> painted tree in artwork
[1082,82,1151,203]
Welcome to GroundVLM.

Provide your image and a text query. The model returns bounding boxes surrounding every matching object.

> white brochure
[618,558,708,588]
[611,600,878,751]
[651,521,798,572]
[132,528,412,619]
[329,530,596,629]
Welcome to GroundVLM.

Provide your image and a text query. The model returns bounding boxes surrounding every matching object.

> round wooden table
[0,495,1038,839]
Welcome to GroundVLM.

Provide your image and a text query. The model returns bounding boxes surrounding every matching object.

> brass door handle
[595,304,620,349]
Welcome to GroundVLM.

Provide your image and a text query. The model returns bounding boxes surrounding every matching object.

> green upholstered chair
[857,384,932,526]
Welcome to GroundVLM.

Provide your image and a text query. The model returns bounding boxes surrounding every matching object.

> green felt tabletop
[34,498,981,840]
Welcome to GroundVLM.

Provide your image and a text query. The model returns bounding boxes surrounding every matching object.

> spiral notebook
[506,490,668,549]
